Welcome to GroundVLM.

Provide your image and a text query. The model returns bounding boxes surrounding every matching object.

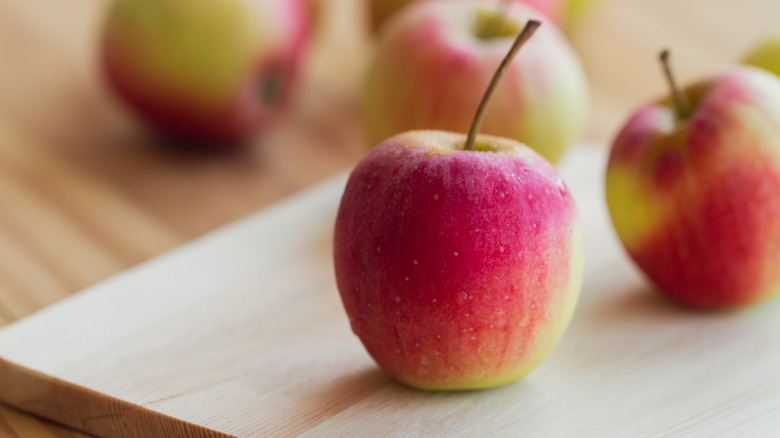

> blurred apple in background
[335,21,584,390]
[606,50,780,310]
[367,0,565,31]
[743,29,780,77]
[361,0,588,164]
[101,0,309,147]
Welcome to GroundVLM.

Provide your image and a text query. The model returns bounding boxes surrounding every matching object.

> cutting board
[2,146,780,437]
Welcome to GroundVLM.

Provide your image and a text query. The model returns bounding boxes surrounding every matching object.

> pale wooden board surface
[3,0,780,435]
[2,147,780,437]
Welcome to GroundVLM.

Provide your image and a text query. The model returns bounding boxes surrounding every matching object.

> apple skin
[334,130,583,390]
[743,30,780,77]
[368,0,564,31]
[101,0,308,145]
[361,0,588,164]
[606,66,780,310]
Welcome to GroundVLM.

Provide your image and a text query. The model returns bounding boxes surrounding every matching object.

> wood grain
[2,0,780,435]
[0,404,93,438]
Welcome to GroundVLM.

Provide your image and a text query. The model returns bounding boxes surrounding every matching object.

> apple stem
[464,20,541,151]
[659,49,692,120]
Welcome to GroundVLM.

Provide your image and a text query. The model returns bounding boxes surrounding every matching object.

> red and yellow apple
[101,0,308,145]
[361,0,588,164]
[606,55,780,310]
[334,131,583,390]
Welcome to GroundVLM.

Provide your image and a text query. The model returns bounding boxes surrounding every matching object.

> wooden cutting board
[2,146,780,437]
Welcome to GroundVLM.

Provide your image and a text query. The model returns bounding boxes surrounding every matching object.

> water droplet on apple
[557,177,567,195]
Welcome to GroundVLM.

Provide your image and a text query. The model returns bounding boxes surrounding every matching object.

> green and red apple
[335,21,583,390]
[101,0,309,146]
[743,29,780,77]
[606,51,780,310]
[361,0,588,164]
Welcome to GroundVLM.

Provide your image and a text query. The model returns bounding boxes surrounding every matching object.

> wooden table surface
[1,0,780,435]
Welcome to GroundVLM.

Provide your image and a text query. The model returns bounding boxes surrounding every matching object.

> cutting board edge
[0,356,235,438]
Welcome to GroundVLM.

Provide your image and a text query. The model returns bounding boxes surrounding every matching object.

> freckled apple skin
[101,0,308,145]
[606,67,780,310]
[362,0,588,164]
[334,131,583,390]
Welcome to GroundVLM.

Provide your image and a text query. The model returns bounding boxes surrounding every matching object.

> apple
[100,0,309,146]
[743,30,780,77]
[606,50,780,310]
[367,0,565,32]
[361,0,588,164]
[335,21,584,390]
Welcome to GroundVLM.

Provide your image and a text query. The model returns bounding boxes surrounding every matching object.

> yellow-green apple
[335,21,583,390]
[743,30,780,77]
[101,0,308,146]
[361,0,588,164]
[606,50,780,310]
